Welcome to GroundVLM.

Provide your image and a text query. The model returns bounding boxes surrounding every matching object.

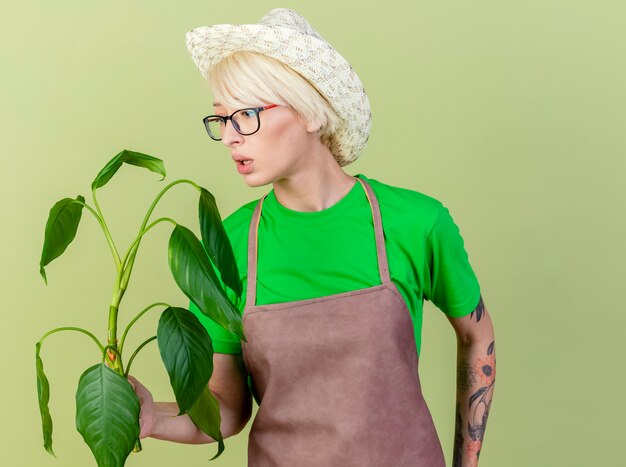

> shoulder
[220,196,262,247]
[222,198,259,231]
[357,174,445,233]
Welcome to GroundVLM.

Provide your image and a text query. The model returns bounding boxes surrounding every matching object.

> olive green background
[2,1,624,465]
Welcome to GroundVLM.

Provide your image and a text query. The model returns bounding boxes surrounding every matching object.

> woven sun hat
[185,7,371,167]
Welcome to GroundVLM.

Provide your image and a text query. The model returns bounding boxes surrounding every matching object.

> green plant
[35,149,245,466]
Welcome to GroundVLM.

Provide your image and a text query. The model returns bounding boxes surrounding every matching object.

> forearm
[150,391,246,444]
[452,338,496,467]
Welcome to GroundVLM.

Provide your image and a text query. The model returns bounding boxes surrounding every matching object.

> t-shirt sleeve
[424,205,481,317]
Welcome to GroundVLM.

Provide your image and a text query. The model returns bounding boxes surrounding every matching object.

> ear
[305,118,322,134]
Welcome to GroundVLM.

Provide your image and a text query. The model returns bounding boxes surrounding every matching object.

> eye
[240,109,257,118]
[208,117,225,126]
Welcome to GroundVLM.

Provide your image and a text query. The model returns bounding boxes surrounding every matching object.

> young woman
[129,8,496,466]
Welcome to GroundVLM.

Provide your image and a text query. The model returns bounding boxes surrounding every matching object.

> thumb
[126,375,138,392]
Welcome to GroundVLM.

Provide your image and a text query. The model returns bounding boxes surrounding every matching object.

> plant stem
[38,326,104,352]
[102,344,124,373]
[105,179,198,377]
[117,217,177,304]
[119,179,199,291]
[74,200,121,270]
[143,179,200,228]
[119,302,170,354]
[107,302,123,375]
[124,336,157,377]
[111,215,175,359]
[120,217,178,273]
[91,188,120,270]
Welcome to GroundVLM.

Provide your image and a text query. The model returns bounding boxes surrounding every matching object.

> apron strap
[356,177,392,286]
[246,176,391,307]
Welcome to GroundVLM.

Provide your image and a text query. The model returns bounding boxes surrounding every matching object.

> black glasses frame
[203,104,279,141]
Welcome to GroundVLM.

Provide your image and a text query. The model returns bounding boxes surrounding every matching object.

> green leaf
[39,195,85,285]
[91,149,165,191]
[188,386,225,460]
[75,364,140,467]
[198,187,243,299]
[157,307,214,415]
[35,342,55,457]
[168,224,245,341]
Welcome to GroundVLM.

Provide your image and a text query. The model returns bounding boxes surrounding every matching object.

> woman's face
[213,101,320,188]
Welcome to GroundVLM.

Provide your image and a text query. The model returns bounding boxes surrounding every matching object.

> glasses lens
[232,109,260,135]
[206,117,223,140]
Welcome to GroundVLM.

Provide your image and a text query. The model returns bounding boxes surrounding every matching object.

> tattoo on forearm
[457,360,477,392]
[470,295,485,322]
[453,340,496,467]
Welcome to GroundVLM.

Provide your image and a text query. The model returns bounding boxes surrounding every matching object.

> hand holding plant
[35,149,245,466]
[126,375,157,439]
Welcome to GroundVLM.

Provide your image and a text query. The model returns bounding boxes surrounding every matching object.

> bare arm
[446,295,496,467]
[129,353,252,444]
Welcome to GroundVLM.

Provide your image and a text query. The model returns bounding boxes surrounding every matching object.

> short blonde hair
[206,50,346,163]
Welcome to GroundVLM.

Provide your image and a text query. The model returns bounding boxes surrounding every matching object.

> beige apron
[241,177,446,466]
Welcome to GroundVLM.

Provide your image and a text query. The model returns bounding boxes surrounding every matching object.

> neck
[272,146,357,212]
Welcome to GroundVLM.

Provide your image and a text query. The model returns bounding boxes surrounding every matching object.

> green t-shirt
[189,173,481,358]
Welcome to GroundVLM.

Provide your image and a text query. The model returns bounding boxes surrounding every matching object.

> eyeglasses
[203,104,279,141]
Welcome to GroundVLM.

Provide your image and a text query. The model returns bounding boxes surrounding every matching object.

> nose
[220,119,243,147]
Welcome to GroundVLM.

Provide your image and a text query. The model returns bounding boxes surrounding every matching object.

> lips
[232,154,253,163]
[236,158,254,174]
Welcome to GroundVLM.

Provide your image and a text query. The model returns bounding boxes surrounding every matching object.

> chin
[241,174,274,189]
